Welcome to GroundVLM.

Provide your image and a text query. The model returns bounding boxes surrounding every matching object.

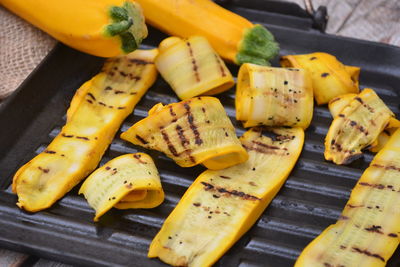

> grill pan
[1,1,400,266]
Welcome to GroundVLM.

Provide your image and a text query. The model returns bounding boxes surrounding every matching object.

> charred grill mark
[365,225,383,234]
[133,154,147,164]
[176,125,189,147]
[76,136,89,141]
[161,130,179,157]
[117,106,126,110]
[86,99,93,104]
[129,59,152,65]
[201,107,206,113]
[119,71,127,77]
[105,166,111,170]
[135,134,148,145]
[355,97,375,113]
[330,97,341,103]
[61,133,74,138]
[87,93,96,101]
[372,164,400,172]
[214,53,226,77]
[193,202,201,207]
[186,41,200,82]
[351,247,385,262]
[359,182,385,189]
[44,150,56,154]
[219,175,231,179]
[38,166,49,173]
[338,114,345,118]
[321,72,330,77]
[201,182,260,201]
[169,106,177,117]
[99,102,106,106]
[340,245,347,250]
[323,263,333,267]
[184,103,203,145]
[114,90,125,94]
[130,92,137,95]
[111,168,118,175]
[129,74,141,81]
[105,86,112,91]
[310,57,317,60]
[347,120,368,135]
[347,204,364,208]
[388,233,398,238]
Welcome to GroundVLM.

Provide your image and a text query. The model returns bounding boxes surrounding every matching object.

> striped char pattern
[185,41,201,82]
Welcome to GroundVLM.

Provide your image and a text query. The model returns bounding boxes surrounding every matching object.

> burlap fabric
[0,6,55,100]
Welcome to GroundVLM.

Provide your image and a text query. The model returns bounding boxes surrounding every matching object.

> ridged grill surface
[0,2,400,266]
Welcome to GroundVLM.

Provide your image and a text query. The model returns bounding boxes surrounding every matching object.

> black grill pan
[1,1,400,266]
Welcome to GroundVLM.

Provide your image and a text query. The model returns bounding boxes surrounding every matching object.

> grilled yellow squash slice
[236,63,313,129]
[280,52,360,105]
[155,36,234,100]
[325,89,395,165]
[148,127,304,267]
[329,93,400,153]
[295,128,400,267]
[79,153,164,221]
[121,97,248,170]
[12,49,158,212]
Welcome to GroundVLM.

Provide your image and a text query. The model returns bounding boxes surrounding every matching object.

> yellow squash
[121,97,248,170]
[324,89,395,165]
[148,127,304,267]
[329,93,400,153]
[155,36,234,100]
[1,0,148,57]
[295,128,400,267]
[236,63,313,129]
[135,0,279,65]
[79,153,164,221]
[12,49,158,212]
[280,52,360,105]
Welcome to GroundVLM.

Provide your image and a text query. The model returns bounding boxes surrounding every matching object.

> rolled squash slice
[280,52,360,105]
[79,153,164,221]
[121,97,248,170]
[236,63,313,129]
[12,49,158,212]
[329,93,400,153]
[148,127,304,267]
[1,0,148,57]
[155,36,235,100]
[295,128,400,267]
[325,88,395,165]
[136,0,279,65]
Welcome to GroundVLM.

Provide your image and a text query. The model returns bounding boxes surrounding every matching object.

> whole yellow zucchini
[296,128,400,267]
[135,0,279,65]
[148,127,304,267]
[0,0,148,57]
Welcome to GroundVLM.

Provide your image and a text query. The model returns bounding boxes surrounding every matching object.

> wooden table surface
[1,0,399,266]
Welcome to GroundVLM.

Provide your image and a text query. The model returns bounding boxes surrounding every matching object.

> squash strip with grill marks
[329,93,400,153]
[148,127,304,267]
[12,49,158,212]
[296,128,400,267]
[79,153,164,221]
[324,88,395,165]
[280,52,360,105]
[155,36,234,100]
[121,96,248,170]
[236,63,313,129]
